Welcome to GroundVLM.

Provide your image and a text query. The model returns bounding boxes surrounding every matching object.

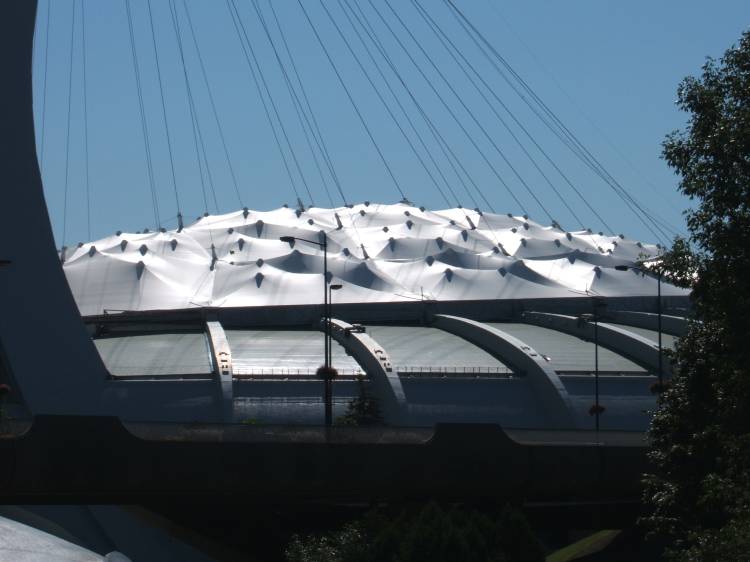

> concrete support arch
[205,319,234,421]
[522,312,672,377]
[0,2,110,416]
[328,319,407,425]
[604,310,688,337]
[431,314,577,429]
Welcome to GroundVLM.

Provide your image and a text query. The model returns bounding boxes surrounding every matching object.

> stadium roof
[63,203,687,316]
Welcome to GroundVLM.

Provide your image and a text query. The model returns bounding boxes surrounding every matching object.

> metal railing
[232,365,514,379]
[108,371,212,381]
[396,365,515,378]
[107,367,654,381]
[232,366,365,380]
[107,365,518,381]
[557,370,653,377]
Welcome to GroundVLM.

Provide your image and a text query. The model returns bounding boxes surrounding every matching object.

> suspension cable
[124,0,161,229]
[339,0,458,207]
[347,0,484,210]
[412,0,584,228]
[347,0,507,212]
[444,0,670,243]
[167,2,219,252]
[447,4,623,232]
[181,0,244,209]
[260,1,373,251]
[39,0,51,172]
[381,0,552,221]
[348,0,512,244]
[351,0,535,249]
[333,0,504,250]
[295,0,407,202]
[225,0,307,206]
[81,0,92,240]
[318,0,452,206]
[413,4,611,249]
[266,0,350,206]
[250,0,335,207]
[62,0,77,246]
[188,104,210,213]
[485,0,682,235]
[230,0,316,206]
[146,0,182,226]
[364,0,525,213]
[168,0,217,214]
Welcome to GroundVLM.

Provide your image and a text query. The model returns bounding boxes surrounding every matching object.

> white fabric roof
[62,203,687,316]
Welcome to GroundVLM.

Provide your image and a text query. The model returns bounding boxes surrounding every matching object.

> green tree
[285,523,369,562]
[335,376,383,426]
[284,503,544,562]
[641,30,750,559]
[654,236,697,290]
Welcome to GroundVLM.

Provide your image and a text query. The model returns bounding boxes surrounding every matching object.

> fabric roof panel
[226,330,362,374]
[364,325,512,372]
[487,323,646,373]
[94,333,213,376]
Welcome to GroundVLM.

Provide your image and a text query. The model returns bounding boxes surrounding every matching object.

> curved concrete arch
[522,312,672,377]
[0,3,110,416]
[328,319,407,425]
[431,314,577,428]
[604,310,688,337]
[205,319,234,421]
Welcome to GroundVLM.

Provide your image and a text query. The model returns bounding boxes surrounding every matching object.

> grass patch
[546,530,621,562]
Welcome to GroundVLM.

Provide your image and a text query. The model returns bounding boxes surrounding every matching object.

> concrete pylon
[0,2,109,416]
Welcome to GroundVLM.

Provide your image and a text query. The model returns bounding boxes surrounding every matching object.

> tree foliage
[641,30,750,559]
[654,236,697,290]
[284,502,544,562]
[335,376,383,426]
[285,523,369,562]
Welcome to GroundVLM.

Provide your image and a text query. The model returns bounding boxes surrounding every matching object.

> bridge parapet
[522,312,672,377]
[432,314,577,429]
[603,310,688,337]
[205,318,234,421]
[328,319,407,425]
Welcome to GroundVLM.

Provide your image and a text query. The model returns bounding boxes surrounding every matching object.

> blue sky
[33,1,749,248]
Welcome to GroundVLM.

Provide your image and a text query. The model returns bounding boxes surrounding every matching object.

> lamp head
[330,284,343,290]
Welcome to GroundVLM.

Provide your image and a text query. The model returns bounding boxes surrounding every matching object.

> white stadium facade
[0,5,692,550]
[0,2,690,440]
[42,203,689,431]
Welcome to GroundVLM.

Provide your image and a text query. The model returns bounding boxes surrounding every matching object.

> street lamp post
[593,299,606,432]
[280,232,339,425]
[328,284,343,367]
[326,284,343,424]
[580,297,606,432]
[615,264,664,388]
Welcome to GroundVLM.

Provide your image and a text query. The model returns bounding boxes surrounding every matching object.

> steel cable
[124,0,161,229]
[295,0,408,202]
